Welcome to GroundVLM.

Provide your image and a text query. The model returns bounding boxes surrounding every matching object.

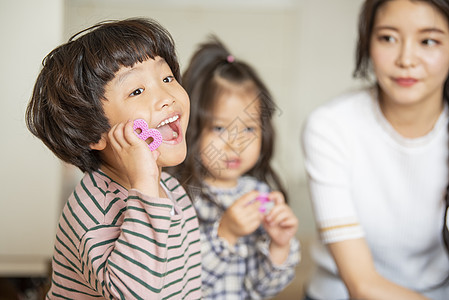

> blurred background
[0,0,364,298]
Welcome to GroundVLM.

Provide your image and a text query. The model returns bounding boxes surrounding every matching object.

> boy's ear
[90,135,107,151]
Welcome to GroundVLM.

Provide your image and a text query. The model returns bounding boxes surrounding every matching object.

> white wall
[0,0,64,275]
[0,0,365,276]
[290,0,364,233]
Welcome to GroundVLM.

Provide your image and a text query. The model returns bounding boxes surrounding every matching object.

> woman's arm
[329,238,429,300]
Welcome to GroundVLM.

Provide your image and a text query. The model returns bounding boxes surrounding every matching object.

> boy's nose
[161,99,175,109]
[154,88,175,109]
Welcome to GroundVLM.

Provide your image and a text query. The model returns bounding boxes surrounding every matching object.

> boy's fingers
[125,119,146,146]
[112,123,127,146]
[108,123,122,149]
[123,120,136,141]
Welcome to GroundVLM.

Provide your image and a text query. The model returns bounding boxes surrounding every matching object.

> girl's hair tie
[226,55,235,63]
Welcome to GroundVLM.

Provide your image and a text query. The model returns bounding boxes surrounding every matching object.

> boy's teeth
[157,115,179,128]
[157,122,179,141]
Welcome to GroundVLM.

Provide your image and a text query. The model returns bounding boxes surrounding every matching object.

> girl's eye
[163,76,175,83]
[243,127,256,133]
[212,126,225,133]
[130,88,144,97]
[422,39,438,46]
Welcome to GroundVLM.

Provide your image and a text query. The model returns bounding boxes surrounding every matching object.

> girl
[169,37,300,299]
[302,0,449,299]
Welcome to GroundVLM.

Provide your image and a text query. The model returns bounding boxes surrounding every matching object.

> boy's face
[102,56,190,168]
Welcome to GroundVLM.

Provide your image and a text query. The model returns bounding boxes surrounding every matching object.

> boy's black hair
[26,18,180,172]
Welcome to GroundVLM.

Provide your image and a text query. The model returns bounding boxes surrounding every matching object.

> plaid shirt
[193,176,300,299]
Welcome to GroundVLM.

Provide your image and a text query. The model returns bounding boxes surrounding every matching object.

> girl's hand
[263,191,298,248]
[108,120,160,196]
[218,191,262,246]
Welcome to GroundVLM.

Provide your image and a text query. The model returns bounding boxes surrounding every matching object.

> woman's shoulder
[301,88,378,151]
[305,88,375,130]
[310,88,373,119]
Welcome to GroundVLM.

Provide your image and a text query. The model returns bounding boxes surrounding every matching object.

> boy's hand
[218,191,262,246]
[263,191,298,249]
[108,120,160,197]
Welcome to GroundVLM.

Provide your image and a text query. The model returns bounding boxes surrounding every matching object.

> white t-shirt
[301,88,449,299]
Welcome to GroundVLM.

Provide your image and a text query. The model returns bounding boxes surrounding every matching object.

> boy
[26,18,201,299]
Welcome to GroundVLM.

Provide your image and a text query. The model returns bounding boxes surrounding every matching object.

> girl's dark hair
[26,18,180,172]
[168,36,288,203]
[354,0,449,253]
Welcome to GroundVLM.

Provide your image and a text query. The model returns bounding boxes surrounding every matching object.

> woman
[302,0,449,299]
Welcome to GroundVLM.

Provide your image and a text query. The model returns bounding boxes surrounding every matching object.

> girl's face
[199,86,262,188]
[370,0,449,107]
[102,56,190,168]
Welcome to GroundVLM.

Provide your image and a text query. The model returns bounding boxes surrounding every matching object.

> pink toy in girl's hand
[133,119,163,151]
[255,193,274,214]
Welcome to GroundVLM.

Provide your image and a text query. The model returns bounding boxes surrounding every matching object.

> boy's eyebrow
[116,67,137,86]
[115,57,166,86]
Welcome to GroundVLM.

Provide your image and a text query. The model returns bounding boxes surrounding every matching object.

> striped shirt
[47,170,202,299]
[193,176,300,299]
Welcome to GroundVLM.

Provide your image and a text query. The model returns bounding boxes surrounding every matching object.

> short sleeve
[301,105,364,243]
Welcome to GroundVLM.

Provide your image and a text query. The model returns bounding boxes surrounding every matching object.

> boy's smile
[100,56,190,169]
[156,113,182,143]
